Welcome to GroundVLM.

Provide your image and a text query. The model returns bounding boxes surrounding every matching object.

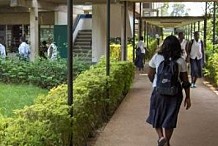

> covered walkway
[91,68,218,146]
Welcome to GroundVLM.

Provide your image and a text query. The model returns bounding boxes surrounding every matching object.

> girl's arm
[148,67,156,83]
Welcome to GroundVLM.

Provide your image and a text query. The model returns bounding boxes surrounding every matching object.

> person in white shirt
[178,32,188,61]
[135,36,146,71]
[18,37,30,61]
[188,31,204,88]
[147,35,191,146]
[0,40,6,59]
[47,39,58,60]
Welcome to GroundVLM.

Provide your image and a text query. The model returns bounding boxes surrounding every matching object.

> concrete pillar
[121,2,127,61]
[92,4,131,62]
[92,5,106,63]
[30,0,39,61]
[55,11,67,25]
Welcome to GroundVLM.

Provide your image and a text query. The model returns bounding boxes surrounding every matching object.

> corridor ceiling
[0,0,214,28]
[1,0,218,6]
[75,0,218,4]
[143,16,205,28]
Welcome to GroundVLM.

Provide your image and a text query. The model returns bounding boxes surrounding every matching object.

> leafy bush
[204,52,218,86]
[110,44,133,61]
[0,60,135,146]
[145,39,158,60]
[0,57,90,89]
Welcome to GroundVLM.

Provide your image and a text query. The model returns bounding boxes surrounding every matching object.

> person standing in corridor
[135,36,146,71]
[187,31,205,88]
[178,32,188,61]
[146,35,191,146]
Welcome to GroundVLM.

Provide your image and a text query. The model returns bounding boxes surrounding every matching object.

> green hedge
[204,52,218,86]
[0,60,135,146]
[203,40,218,86]
[0,57,90,89]
[110,40,157,62]
[110,44,133,61]
[145,39,158,60]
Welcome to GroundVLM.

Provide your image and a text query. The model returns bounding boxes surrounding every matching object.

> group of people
[135,31,204,88]
[146,31,204,146]
[178,31,204,88]
[0,37,58,61]
[39,39,58,60]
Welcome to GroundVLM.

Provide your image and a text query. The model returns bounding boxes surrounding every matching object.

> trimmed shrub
[145,39,158,60]
[204,52,218,86]
[110,44,133,61]
[0,57,90,89]
[0,60,135,146]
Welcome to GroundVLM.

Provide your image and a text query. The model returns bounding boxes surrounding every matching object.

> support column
[204,2,208,49]
[106,0,111,76]
[139,2,142,38]
[67,0,73,145]
[92,5,106,62]
[193,22,196,33]
[198,21,200,32]
[146,23,149,50]
[55,11,67,25]
[143,21,146,43]
[121,1,127,61]
[213,1,216,50]
[30,0,39,61]
[133,2,135,62]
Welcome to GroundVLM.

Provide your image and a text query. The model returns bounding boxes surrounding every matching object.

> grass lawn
[0,83,48,117]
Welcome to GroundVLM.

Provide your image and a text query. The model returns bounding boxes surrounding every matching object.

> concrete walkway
[92,72,218,146]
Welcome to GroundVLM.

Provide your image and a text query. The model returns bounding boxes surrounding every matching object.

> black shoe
[157,137,167,146]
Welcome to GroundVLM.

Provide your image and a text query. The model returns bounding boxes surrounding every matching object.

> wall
[92,3,133,63]
[92,4,106,63]
[55,11,67,25]
[0,12,54,25]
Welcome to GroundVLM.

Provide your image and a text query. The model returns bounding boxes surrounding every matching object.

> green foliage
[160,2,169,16]
[0,83,47,117]
[0,60,135,146]
[110,39,157,62]
[204,52,218,86]
[0,57,90,89]
[110,44,133,61]
[145,39,158,60]
[170,3,190,16]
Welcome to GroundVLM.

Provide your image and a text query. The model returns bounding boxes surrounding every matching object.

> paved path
[92,72,218,146]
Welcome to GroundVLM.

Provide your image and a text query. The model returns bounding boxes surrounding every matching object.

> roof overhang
[1,0,218,7]
[74,0,218,4]
[142,16,206,28]
[120,0,218,2]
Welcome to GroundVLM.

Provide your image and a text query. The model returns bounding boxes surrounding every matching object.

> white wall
[128,10,134,37]
[92,3,133,63]
[110,4,132,38]
[92,4,106,63]
[55,11,67,25]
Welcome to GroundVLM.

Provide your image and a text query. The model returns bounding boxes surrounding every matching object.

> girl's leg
[164,128,174,146]
[192,76,197,84]
[155,128,164,138]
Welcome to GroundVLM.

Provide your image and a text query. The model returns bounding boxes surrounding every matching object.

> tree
[170,4,190,16]
[160,3,169,16]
